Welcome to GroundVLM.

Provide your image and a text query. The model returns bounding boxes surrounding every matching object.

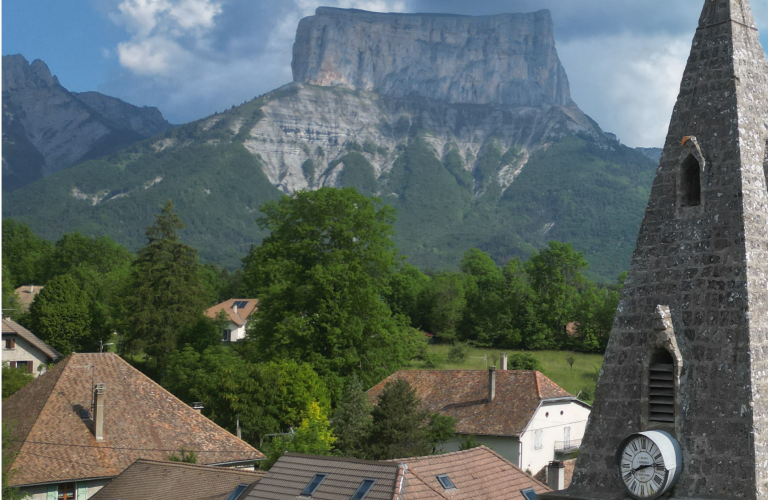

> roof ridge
[108,353,263,460]
[283,452,397,467]
[132,458,265,475]
[387,445,490,463]
[535,371,542,399]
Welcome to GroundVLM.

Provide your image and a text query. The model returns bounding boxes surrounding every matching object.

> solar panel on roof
[351,479,375,500]
[232,301,248,309]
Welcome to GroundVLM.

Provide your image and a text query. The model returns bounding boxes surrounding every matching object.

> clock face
[618,435,668,499]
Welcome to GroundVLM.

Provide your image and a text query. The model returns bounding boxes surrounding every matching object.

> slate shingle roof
[397,446,551,500]
[367,370,573,437]
[2,353,264,487]
[2,318,62,361]
[244,454,402,500]
[205,299,258,327]
[89,459,265,500]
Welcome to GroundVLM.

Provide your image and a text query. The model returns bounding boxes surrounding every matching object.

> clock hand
[632,464,655,473]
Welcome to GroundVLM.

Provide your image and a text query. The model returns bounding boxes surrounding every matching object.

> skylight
[225,484,249,500]
[521,487,537,500]
[351,479,375,500]
[232,301,248,309]
[437,474,456,490]
[301,474,328,496]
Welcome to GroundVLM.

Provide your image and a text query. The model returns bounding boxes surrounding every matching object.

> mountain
[1,55,173,192]
[2,9,657,282]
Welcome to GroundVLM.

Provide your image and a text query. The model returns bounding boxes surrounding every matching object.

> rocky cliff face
[2,55,173,191]
[292,8,572,107]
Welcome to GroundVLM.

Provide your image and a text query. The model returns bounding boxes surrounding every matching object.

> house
[89,459,265,500]
[245,446,550,500]
[367,368,591,475]
[14,285,43,313]
[2,352,264,500]
[205,299,258,342]
[2,318,61,376]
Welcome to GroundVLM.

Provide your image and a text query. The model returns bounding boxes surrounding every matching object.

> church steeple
[542,0,768,497]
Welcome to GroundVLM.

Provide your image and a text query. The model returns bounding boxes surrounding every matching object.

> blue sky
[4,0,768,147]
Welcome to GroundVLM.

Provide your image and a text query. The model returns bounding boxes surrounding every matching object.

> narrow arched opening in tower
[680,154,701,207]
[649,349,675,424]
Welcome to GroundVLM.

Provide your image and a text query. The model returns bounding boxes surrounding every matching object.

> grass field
[407,345,604,403]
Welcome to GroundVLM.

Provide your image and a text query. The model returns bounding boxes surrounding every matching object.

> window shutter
[10,361,16,369]
[47,484,57,500]
[76,482,88,500]
[27,362,33,374]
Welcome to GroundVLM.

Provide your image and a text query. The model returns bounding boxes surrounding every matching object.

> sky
[4,0,768,148]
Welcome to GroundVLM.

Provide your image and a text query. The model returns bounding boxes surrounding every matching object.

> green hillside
[2,89,656,282]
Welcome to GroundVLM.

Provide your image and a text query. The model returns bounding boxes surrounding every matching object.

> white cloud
[559,33,690,148]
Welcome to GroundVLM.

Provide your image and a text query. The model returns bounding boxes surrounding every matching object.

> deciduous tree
[27,274,91,356]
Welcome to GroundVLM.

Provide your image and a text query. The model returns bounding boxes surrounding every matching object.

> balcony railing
[554,439,582,454]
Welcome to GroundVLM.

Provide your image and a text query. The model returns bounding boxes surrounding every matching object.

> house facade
[2,353,264,500]
[205,299,258,342]
[368,367,591,475]
[2,319,61,376]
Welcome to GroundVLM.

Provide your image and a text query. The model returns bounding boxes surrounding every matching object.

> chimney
[488,366,496,403]
[547,461,565,490]
[501,353,508,370]
[30,285,34,293]
[93,383,106,441]
[192,402,204,414]
[233,304,238,314]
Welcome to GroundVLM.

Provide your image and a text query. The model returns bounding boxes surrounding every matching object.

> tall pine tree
[122,201,206,366]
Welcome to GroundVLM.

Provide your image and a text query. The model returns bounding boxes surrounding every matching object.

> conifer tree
[331,375,373,458]
[28,274,91,356]
[122,200,206,366]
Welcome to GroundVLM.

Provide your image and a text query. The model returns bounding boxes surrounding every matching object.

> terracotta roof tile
[395,446,551,500]
[2,318,62,361]
[205,299,259,327]
[13,285,43,312]
[367,370,572,437]
[89,459,265,500]
[2,353,263,486]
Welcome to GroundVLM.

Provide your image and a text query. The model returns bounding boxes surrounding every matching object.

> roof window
[232,301,248,309]
[521,488,537,500]
[225,484,249,500]
[437,474,456,490]
[351,479,375,500]
[301,474,328,496]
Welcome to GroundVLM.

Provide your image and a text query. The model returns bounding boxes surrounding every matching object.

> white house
[2,318,61,376]
[205,298,258,342]
[368,362,591,475]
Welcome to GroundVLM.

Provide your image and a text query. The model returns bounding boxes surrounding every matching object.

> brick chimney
[93,383,106,441]
[488,366,496,403]
[501,353,508,370]
[547,461,565,490]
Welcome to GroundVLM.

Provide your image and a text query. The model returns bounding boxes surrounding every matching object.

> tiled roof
[205,299,259,327]
[2,353,264,487]
[396,446,551,500]
[2,318,62,361]
[89,459,265,500]
[367,370,573,437]
[245,453,402,500]
[13,285,43,312]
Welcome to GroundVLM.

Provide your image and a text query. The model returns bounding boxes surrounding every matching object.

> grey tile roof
[2,318,61,361]
[245,453,402,500]
[89,459,265,500]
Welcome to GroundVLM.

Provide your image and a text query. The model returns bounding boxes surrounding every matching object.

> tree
[505,353,543,371]
[364,379,454,460]
[1,219,52,287]
[386,264,431,328]
[420,273,466,343]
[243,188,421,395]
[176,311,228,353]
[27,274,91,356]
[262,401,336,470]
[2,363,35,400]
[2,265,21,320]
[47,232,132,279]
[331,375,373,458]
[122,200,207,365]
[167,449,198,463]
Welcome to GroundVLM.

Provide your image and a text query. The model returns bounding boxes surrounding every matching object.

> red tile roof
[367,370,573,437]
[205,299,259,327]
[396,446,551,500]
[2,353,263,487]
[13,285,43,312]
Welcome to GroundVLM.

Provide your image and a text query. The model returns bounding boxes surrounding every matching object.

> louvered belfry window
[649,350,675,423]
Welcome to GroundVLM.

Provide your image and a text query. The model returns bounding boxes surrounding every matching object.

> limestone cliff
[2,55,173,191]
[292,8,572,107]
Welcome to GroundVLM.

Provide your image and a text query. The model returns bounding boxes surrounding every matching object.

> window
[436,474,456,490]
[222,329,232,342]
[15,361,32,373]
[58,483,76,500]
[563,427,571,448]
[4,338,15,349]
[301,474,327,496]
[233,301,248,309]
[521,487,537,500]
[649,349,675,423]
[534,429,543,450]
[680,154,701,207]
[225,484,249,500]
[351,479,376,499]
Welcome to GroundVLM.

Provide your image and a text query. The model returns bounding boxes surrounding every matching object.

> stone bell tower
[543,0,768,498]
